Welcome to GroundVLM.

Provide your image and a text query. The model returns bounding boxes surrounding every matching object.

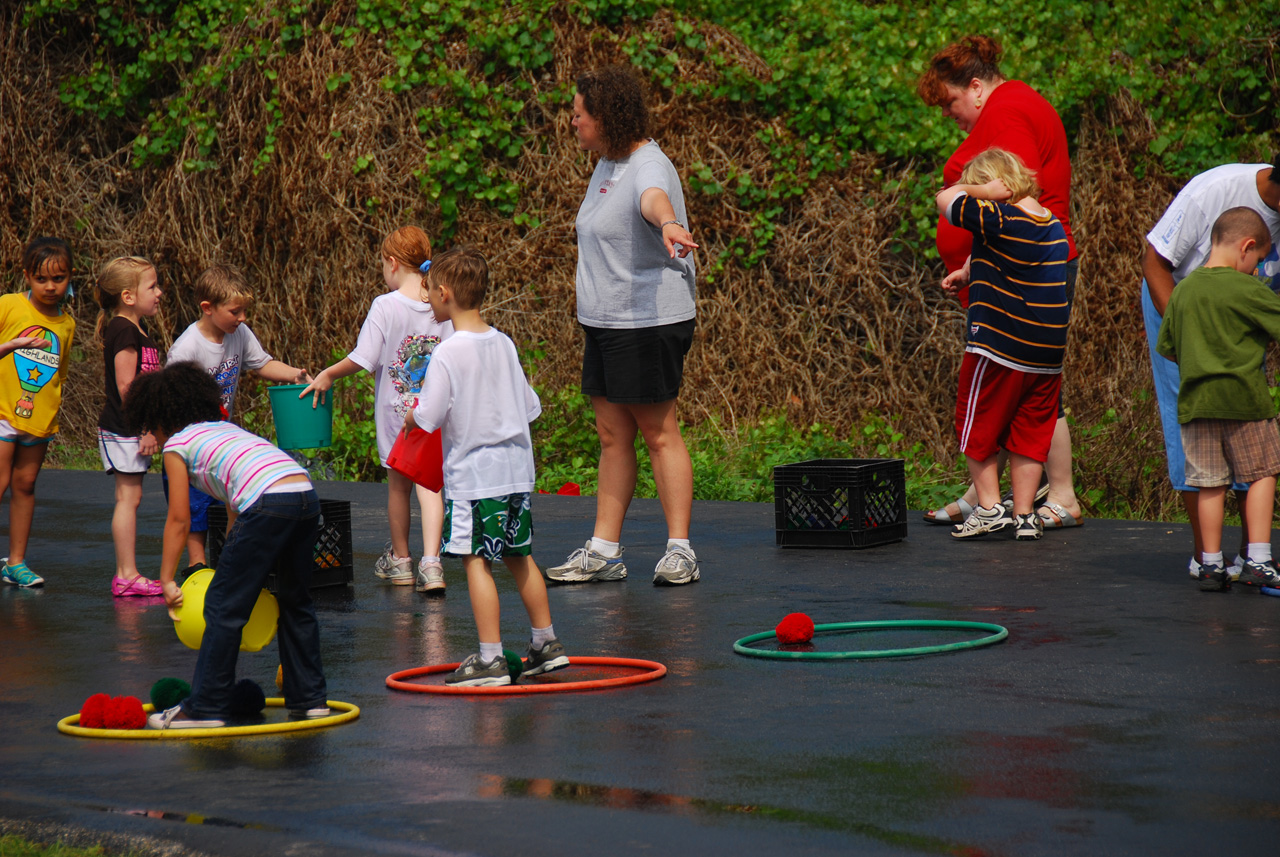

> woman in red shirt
[917,35,1083,530]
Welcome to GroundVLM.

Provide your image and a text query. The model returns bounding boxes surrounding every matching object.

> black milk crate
[773,458,908,548]
[207,498,354,590]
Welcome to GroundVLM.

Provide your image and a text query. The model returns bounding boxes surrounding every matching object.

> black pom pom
[229,679,266,717]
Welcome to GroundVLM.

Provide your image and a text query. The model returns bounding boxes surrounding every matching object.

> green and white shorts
[442,493,534,560]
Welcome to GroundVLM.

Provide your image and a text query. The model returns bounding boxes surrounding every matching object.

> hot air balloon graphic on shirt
[11,325,60,419]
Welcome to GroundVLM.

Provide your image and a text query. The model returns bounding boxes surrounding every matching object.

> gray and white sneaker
[1013,513,1043,541]
[374,545,414,585]
[524,638,570,676]
[950,505,1014,539]
[445,653,511,687]
[415,558,446,593]
[653,545,699,585]
[544,542,628,583]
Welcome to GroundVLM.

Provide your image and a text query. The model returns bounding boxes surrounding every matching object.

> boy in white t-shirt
[167,264,309,568]
[303,226,453,591]
[405,246,567,687]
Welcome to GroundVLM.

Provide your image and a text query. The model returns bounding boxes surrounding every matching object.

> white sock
[422,555,441,564]
[666,538,692,553]
[479,642,503,663]
[531,624,555,647]
[590,537,621,557]
[1247,543,1272,563]
[1203,551,1224,568]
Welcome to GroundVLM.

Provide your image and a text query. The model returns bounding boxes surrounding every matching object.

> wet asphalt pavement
[2,469,1279,856]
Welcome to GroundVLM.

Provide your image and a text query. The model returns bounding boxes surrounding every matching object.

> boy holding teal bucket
[167,265,310,570]
[125,362,328,729]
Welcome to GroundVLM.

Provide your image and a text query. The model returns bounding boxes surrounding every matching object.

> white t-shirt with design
[411,328,541,501]
[1147,163,1280,288]
[348,290,453,465]
[168,323,272,419]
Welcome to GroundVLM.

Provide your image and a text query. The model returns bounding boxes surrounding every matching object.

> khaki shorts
[1180,417,1280,487]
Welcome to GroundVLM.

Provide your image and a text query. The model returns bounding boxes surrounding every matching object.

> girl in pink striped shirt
[124,361,329,729]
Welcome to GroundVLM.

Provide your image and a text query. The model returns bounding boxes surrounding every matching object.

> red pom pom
[776,612,815,644]
[79,693,110,728]
[107,696,147,730]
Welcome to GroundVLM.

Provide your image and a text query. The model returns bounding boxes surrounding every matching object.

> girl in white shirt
[303,226,452,591]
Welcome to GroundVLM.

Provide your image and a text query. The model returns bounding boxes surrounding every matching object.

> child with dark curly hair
[124,362,328,729]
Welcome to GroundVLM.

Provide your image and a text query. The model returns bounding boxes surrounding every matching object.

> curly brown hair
[576,65,649,160]
[916,35,1004,107]
[123,361,223,437]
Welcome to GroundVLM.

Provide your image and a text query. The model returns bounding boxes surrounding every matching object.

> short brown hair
[194,264,253,307]
[1211,206,1271,250]
[428,245,489,310]
[917,35,1004,107]
[381,225,432,271]
[576,65,649,160]
[959,148,1040,202]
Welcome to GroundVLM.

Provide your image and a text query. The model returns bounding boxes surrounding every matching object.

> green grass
[0,833,145,857]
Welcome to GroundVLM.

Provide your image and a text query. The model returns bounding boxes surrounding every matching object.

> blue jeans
[182,490,327,718]
[1141,279,1246,493]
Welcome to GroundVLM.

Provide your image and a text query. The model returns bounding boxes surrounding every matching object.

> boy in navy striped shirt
[936,148,1071,540]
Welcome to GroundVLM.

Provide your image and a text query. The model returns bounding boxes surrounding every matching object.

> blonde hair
[428,245,489,310]
[381,226,432,272]
[959,148,1041,203]
[95,256,155,339]
[194,264,253,307]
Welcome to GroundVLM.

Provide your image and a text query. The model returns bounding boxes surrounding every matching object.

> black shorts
[581,319,695,404]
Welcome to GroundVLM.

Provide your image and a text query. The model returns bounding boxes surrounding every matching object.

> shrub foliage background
[3,0,1278,516]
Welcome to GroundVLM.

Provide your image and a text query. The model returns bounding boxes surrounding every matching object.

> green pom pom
[502,649,524,682]
[150,677,191,711]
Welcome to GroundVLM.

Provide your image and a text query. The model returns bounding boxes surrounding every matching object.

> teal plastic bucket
[268,384,333,450]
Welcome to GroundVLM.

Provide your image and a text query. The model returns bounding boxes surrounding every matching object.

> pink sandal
[112,575,164,598]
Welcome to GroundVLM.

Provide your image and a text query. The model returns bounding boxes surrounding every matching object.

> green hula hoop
[733,620,1008,660]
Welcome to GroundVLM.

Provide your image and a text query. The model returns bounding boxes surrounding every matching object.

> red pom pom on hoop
[775,612,815,644]
[79,693,110,728]
[105,696,147,730]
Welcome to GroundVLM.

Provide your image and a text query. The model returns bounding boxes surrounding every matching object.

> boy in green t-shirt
[1157,206,1280,592]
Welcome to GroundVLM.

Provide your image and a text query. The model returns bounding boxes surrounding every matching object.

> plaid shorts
[442,493,533,560]
[1180,417,1280,487]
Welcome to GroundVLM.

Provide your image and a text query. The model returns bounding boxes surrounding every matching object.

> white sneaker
[415,558,446,593]
[544,541,628,583]
[374,545,414,585]
[653,545,699,586]
[950,505,1014,539]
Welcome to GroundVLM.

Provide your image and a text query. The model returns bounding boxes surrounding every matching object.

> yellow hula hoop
[57,698,359,739]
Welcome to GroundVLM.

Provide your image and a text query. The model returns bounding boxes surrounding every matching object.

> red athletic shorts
[955,352,1061,462]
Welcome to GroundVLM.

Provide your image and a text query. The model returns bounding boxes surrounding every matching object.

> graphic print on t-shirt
[211,355,241,412]
[140,344,160,375]
[388,333,441,416]
[10,325,61,419]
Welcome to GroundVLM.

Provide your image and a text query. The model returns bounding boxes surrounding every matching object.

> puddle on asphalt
[87,804,279,831]
[480,774,996,856]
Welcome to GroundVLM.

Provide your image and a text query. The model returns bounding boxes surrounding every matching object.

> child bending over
[125,362,328,728]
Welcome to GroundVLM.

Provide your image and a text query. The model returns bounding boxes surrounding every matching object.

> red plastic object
[385,656,666,695]
[387,428,443,492]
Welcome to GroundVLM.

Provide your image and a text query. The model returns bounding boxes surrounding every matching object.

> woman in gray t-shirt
[544,65,702,587]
